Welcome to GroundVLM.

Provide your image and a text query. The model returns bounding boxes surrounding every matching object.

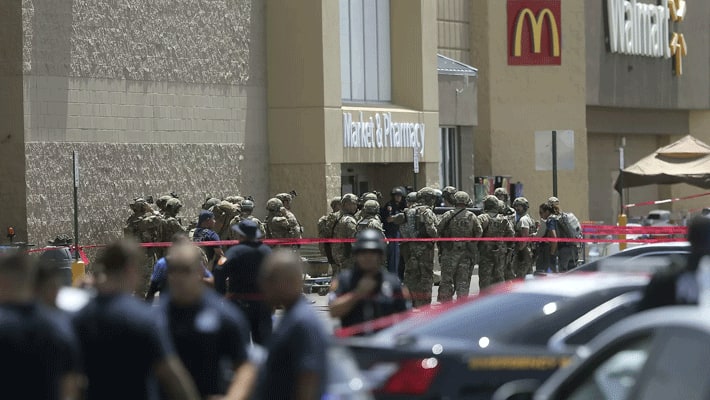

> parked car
[572,241,690,273]
[494,306,710,400]
[340,273,650,399]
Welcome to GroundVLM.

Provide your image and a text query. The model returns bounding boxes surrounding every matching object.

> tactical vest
[399,208,418,239]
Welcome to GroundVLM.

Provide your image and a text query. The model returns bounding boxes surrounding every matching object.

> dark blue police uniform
[334,267,408,329]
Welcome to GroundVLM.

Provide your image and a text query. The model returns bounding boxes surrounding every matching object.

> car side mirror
[491,379,541,400]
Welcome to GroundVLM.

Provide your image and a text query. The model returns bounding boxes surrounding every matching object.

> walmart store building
[1,0,709,244]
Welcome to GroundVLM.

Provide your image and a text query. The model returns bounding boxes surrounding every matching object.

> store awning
[437,54,478,77]
[615,135,710,192]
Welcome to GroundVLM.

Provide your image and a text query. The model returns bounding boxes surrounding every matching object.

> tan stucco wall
[471,0,588,219]
[437,0,471,65]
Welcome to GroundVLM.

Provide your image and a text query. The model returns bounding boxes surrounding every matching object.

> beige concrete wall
[437,0,471,64]
[19,0,268,244]
[0,1,28,241]
[670,111,710,220]
[471,0,589,219]
[438,75,477,126]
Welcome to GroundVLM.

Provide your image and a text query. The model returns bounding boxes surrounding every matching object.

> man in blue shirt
[193,210,226,293]
[146,232,214,302]
[257,250,329,400]
[0,253,82,400]
[222,219,273,344]
[72,240,200,400]
[161,244,256,399]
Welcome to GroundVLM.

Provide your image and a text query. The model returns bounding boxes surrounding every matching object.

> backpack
[556,212,582,239]
[399,208,418,239]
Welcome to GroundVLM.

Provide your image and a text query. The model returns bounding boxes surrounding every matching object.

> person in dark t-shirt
[256,250,329,400]
[329,229,409,330]
[72,240,200,400]
[222,219,273,344]
[193,210,227,294]
[0,253,81,400]
[161,243,256,399]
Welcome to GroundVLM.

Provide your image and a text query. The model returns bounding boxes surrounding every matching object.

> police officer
[329,229,409,330]
[511,197,535,278]
[478,195,514,289]
[437,191,482,302]
[381,188,405,275]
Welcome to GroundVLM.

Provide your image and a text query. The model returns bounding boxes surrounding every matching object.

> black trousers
[231,299,272,345]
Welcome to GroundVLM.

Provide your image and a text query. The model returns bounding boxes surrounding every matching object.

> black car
[494,306,710,400]
[341,273,650,399]
[571,241,690,273]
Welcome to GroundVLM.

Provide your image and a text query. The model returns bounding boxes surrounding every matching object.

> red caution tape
[624,191,710,209]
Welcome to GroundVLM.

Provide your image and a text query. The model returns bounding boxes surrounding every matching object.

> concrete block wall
[19,0,268,245]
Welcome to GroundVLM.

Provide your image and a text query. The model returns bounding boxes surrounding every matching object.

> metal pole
[619,146,625,212]
[552,130,558,197]
[73,151,79,260]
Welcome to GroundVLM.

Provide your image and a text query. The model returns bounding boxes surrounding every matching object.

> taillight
[378,358,440,395]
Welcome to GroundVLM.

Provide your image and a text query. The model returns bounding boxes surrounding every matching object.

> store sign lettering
[607,0,688,75]
[343,112,425,156]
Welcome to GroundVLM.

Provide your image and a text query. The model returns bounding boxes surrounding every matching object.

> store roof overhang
[437,54,478,77]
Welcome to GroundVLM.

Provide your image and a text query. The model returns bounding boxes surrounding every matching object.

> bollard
[71,259,86,286]
[618,214,628,251]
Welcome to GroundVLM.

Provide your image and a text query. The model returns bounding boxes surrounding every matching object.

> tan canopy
[615,135,710,192]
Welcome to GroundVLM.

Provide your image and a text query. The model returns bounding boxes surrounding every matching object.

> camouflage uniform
[330,194,358,276]
[477,195,514,289]
[512,197,534,278]
[354,192,379,221]
[264,198,291,240]
[229,200,264,239]
[317,197,341,261]
[437,191,482,302]
[211,200,240,240]
[276,193,303,239]
[404,188,438,307]
[124,198,162,296]
[356,200,384,234]
[161,198,185,243]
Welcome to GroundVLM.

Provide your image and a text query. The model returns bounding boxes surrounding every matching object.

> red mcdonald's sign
[507,0,561,65]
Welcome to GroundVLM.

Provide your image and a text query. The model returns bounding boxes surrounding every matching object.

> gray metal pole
[73,151,79,260]
[552,130,558,197]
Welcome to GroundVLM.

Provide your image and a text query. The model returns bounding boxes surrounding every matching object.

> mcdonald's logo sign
[507,0,561,65]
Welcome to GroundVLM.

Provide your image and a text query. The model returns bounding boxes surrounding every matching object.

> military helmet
[352,228,387,254]
[156,195,172,210]
[362,192,378,202]
[266,198,283,212]
[443,186,457,196]
[241,199,255,211]
[202,197,220,210]
[391,187,405,196]
[483,195,500,211]
[275,193,292,203]
[341,193,358,205]
[453,191,470,205]
[166,198,182,209]
[512,197,529,210]
[363,199,380,214]
[547,196,560,207]
[418,187,438,205]
[406,192,417,204]
[494,187,508,196]
[330,196,342,208]
[225,195,244,205]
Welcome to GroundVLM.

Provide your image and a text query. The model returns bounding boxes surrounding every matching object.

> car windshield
[376,292,566,342]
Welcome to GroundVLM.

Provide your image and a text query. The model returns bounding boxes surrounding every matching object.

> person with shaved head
[256,251,329,400]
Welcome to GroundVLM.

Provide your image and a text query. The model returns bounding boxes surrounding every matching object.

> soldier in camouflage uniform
[330,194,358,276]
[495,188,517,280]
[318,197,341,261]
[356,200,385,234]
[403,187,438,307]
[212,200,240,240]
[441,186,457,207]
[477,195,514,289]
[437,191,483,302]
[229,199,264,239]
[161,198,185,243]
[123,198,163,295]
[264,198,290,241]
[225,195,244,206]
[276,193,303,239]
[511,197,535,278]
[354,192,379,221]
[155,195,172,217]
[124,198,152,239]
